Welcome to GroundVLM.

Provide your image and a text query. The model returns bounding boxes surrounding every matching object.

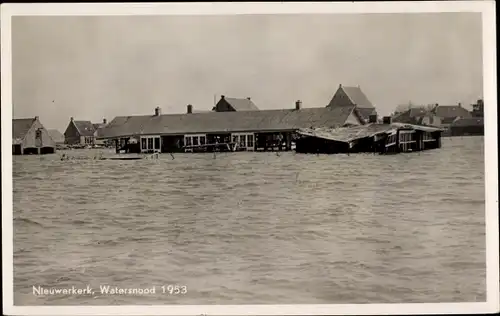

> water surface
[13,137,486,305]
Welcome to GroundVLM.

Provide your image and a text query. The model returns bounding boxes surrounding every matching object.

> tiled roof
[47,129,64,143]
[433,105,471,118]
[12,118,36,141]
[99,105,357,139]
[450,117,484,127]
[341,86,374,108]
[224,97,260,111]
[73,121,96,137]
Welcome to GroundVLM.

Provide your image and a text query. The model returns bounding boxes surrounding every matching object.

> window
[154,137,160,150]
[232,135,238,144]
[148,138,153,150]
[185,137,192,146]
[36,129,42,139]
[193,136,199,146]
[239,135,246,147]
[200,136,206,145]
[247,135,254,148]
[141,138,147,150]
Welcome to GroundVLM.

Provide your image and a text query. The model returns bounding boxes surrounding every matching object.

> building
[295,120,443,155]
[12,116,56,155]
[392,107,442,127]
[429,103,472,126]
[47,129,65,145]
[98,101,366,154]
[64,117,108,146]
[326,84,378,122]
[449,117,484,136]
[471,99,484,117]
[212,95,259,112]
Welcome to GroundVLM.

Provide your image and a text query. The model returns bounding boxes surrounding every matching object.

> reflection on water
[13,137,486,305]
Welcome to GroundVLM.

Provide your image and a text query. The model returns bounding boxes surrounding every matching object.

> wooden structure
[12,117,56,155]
[98,101,368,154]
[295,120,443,155]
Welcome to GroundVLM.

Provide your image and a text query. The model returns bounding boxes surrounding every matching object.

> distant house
[430,104,472,126]
[98,101,366,153]
[64,117,108,146]
[471,99,484,117]
[212,95,259,112]
[47,129,65,144]
[326,84,378,123]
[12,116,56,155]
[449,117,484,136]
[392,107,442,127]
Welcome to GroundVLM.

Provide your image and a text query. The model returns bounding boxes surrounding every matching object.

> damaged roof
[98,105,357,139]
[298,123,443,144]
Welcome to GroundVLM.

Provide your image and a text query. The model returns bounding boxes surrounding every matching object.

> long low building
[98,101,369,153]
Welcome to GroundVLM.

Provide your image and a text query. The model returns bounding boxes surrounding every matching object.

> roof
[450,117,484,127]
[73,120,96,136]
[12,118,36,142]
[98,105,357,139]
[298,123,443,144]
[356,107,377,120]
[47,129,64,143]
[340,86,374,108]
[433,105,472,118]
[224,97,260,111]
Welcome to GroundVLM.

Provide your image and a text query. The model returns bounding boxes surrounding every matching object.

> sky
[11,13,483,132]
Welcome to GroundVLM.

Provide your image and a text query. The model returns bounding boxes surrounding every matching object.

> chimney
[339,84,342,88]
[103,118,107,124]
[154,107,161,116]
[295,100,302,110]
[70,117,74,122]
[458,102,462,107]
[382,116,392,124]
[34,116,39,120]
[187,104,193,114]
[368,114,378,123]
[247,97,251,101]
[221,95,225,99]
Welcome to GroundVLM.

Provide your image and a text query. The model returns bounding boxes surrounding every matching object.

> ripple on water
[12,139,487,305]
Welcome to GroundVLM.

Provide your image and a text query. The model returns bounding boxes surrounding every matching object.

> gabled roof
[47,129,65,143]
[12,118,36,142]
[99,105,358,139]
[340,86,374,108]
[432,105,471,118]
[73,120,96,137]
[224,97,259,111]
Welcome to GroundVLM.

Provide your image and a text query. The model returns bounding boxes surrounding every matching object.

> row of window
[185,135,206,147]
[141,136,161,152]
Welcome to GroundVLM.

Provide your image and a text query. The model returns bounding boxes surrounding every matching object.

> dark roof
[12,118,36,141]
[224,97,259,111]
[99,105,357,139]
[341,86,374,108]
[73,120,96,136]
[47,129,65,143]
[433,105,471,118]
[451,117,484,127]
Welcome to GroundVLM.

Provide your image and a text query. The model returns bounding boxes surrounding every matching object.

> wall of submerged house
[295,136,350,154]
[449,125,484,136]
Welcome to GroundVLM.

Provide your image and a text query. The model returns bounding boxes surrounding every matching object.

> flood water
[12,137,486,305]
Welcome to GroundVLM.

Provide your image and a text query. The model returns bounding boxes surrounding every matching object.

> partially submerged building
[98,101,367,153]
[295,118,443,155]
[64,117,108,146]
[449,117,484,136]
[12,117,56,155]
